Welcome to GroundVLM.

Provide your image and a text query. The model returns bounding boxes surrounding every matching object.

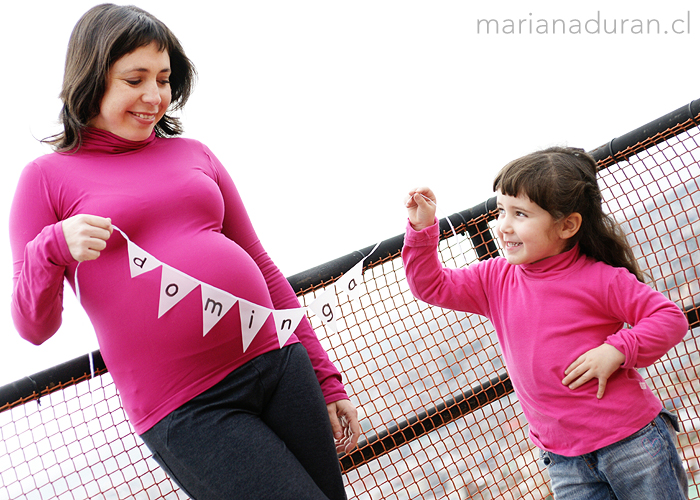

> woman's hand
[562,343,626,399]
[326,399,360,454]
[62,214,113,262]
[405,187,437,231]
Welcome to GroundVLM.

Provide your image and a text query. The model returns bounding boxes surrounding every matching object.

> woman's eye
[125,80,141,86]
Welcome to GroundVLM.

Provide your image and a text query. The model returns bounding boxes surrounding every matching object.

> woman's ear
[560,212,582,240]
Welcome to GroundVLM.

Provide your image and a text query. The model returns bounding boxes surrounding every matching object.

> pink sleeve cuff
[404,218,439,247]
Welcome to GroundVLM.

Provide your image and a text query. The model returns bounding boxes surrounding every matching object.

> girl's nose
[497,216,512,234]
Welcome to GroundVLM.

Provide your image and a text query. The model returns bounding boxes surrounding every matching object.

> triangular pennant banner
[308,286,339,332]
[238,299,271,352]
[336,260,365,305]
[272,308,307,348]
[127,240,161,278]
[158,265,200,318]
[201,284,237,336]
[117,227,381,342]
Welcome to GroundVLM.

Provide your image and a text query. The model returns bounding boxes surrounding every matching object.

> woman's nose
[142,81,162,105]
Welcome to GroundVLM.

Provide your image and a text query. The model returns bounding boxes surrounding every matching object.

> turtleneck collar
[74,127,157,155]
[517,244,585,280]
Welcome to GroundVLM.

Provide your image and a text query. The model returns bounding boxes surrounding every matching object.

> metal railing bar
[339,372,513,472]
[590,98,700,166]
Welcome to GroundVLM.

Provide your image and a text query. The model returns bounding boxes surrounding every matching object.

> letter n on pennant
[201,284,237,336]
[158,266,199,318]
[238,299,271,352]
[272,308,306,348]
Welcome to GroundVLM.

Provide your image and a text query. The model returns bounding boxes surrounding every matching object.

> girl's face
[495,191,570,265]
[90,42,172,141]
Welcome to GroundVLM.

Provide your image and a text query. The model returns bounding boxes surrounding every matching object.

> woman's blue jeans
[140,344,347,500]
[540,409,688,499]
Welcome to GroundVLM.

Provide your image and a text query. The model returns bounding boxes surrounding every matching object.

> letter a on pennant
[272,308,306,348]
[200,284,237,336]
[238,299,271,352]
[158,265,200,318]
[127,240,161,278]
[336,260,365,305]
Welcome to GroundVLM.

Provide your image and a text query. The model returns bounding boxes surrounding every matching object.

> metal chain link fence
[1,101,699,499]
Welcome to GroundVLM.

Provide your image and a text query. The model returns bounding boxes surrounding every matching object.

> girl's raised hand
[62,214,114,262]
[405,187,437,231]
[562,343,625,399]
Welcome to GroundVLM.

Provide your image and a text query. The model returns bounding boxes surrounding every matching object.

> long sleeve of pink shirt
[402,220,688,456]
[10,128,347,433]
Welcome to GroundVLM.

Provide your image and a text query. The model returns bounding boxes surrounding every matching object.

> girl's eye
[159,79,170,86]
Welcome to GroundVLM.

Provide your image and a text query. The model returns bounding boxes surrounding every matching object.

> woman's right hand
[62,214,113,262]
[405,187,437,231]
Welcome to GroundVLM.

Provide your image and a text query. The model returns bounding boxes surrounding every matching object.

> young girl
[403,147,689,499]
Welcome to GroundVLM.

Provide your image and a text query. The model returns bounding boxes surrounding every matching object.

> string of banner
[76,198,463,358]
[75,227,380,352]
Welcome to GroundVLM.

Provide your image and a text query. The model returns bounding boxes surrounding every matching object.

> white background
[1,0,697,386]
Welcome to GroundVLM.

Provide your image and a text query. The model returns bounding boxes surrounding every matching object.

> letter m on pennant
[200,284,237,336]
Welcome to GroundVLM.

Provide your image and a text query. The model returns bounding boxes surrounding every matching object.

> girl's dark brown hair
[493,146,645,282]
[45,3,196,152]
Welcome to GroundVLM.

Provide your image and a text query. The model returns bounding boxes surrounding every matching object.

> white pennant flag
[158,265,200,318]
[336,260,365,305]
[308,286,339,332]
[272,308,306,348]
[201,284,237,336]
[238,299,271,352]
[127,240,161,278]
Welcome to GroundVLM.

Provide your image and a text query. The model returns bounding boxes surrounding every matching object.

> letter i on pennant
[238,299,271,352]
[272,308,306,348]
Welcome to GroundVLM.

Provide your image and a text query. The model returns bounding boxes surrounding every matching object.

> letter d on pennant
[127,240,161,278]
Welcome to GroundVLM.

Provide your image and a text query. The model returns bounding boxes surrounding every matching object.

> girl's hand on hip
[405,187,437,231]
[62,214,113,262]
[562,343,626,399]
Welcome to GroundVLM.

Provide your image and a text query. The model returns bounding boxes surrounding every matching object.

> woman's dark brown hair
[493,146,645,282]
[45,3,196,152]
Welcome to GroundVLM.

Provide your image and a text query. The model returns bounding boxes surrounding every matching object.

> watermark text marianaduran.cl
[477,11,691,35]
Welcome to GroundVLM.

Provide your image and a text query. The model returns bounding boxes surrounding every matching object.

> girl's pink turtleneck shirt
[402,221,688,456]
[10,128,347,434]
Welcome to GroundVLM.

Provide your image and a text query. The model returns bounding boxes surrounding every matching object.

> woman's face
[90,42,172,141]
